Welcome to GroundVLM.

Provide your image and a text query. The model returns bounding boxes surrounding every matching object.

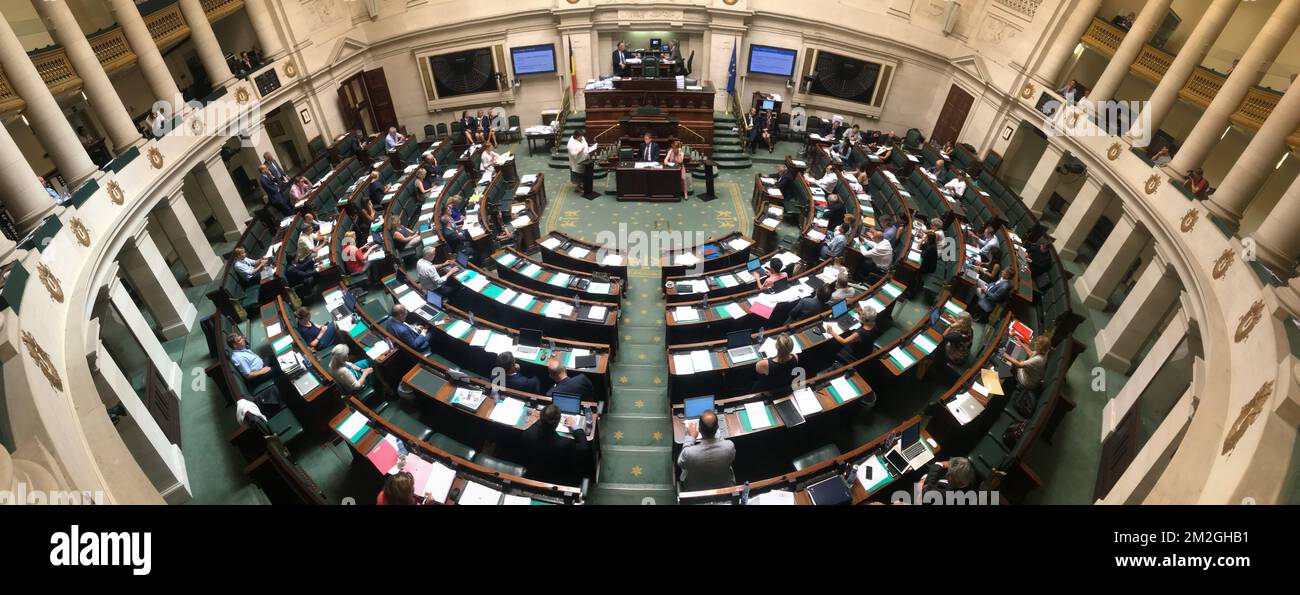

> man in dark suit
[259,165,290,216]
[667,39,684,75]
[263,152,287,184]
[366,172,385,208]
[774,165,795,199]
[496,352,541,394]
[613,41,629,77]
[750,111,776,153]
[786,284,832,326]
[385,305,429,352]
[639,132,659,162]
[824,193,846,231]
[517,404,590,484]
[545,356,594,399]
[824,118,846,141]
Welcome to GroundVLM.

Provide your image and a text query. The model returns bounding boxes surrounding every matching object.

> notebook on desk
[773,398,805,428]
[806,476,852,505]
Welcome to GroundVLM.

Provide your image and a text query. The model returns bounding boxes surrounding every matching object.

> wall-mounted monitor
[510,44,557,76]
[747,44,798,77]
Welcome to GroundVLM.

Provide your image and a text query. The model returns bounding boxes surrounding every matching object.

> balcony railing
[1078,17,1300,147]
[0,0,249,112]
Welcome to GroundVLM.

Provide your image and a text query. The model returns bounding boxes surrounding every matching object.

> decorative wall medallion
[70,217,90,247]
[1106,142,1122,161]
[22,331,62,392]
[284,62,298,78]
[147,147,164,169]
[1144,174,1160,195]
[1222,381,1272,456]
[235,86,251,104]
[1180,209,1198,233]
[566,0,579,3]
[1212,248,1234,279]
[724,0,738,4]
[1019,83,1035,100]
[37,263,64,303]
[1234,300,1265,343]
[107,180,124,205]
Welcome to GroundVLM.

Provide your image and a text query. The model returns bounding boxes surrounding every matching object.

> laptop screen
[551,393,581,415]
[683,396,714,418]
[831,300,848,318]
[726,330,751,349]
[885,450,909,475]
[900,424,921,449]
[747,258,761,271]
[519,328,542,347]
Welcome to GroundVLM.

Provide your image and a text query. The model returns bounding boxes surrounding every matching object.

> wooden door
[364,68,399,132]
[931,84,974,148]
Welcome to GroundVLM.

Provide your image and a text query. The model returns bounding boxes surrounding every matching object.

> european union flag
[726,44,737,95]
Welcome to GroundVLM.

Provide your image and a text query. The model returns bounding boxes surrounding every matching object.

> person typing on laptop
[385,304,429,352]
[678,410,736,492]
[517,403,589,485]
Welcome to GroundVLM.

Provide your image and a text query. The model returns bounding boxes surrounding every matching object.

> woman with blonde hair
[341,230,376,274]
[329,344,372,395]
[754,334,800,393]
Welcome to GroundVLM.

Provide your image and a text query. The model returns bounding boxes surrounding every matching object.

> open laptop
[725,330,758,362]
[885,424,934,475]
[746,258,762,272]
[682,395,727,438]
[551,392,585,432]
[515,327,543,359]
[829,300,853,328]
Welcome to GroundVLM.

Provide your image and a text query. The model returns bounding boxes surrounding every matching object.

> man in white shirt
[416,247,457,303]
[943,175,967,197]
[384,127,405,152]
[862,228,893,277]
[816,166,840,195]
[567,130,593,187]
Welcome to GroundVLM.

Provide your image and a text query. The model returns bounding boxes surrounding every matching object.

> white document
[830,376,858,399]
[673,306,699,322]
[744,402,773,429]
[601,253,624,266]
[464,273,491,291]
[672,353,695,375]
[424,462,456,503]
[858,455,891,492]
[469,329,492,347]
[266,322,282,338]
[365,341,390,360]
[496,288,519,304]
[568,246,591,259]
[458,481,503,505]
[337,412,367,439]
[792,388,823,416]
[587,305,607,319]
[723,303,746,318]
[674,252,700,266]
[888,347,916,368]
[540,236,562,250]
[690,350,714,372]
[398,290,426,313]
[587,282,611,294]
[502,494,532,506]
[484,333,515,354]
[748,490,795,505]
[489,397,527,425]
[727,238,752,251]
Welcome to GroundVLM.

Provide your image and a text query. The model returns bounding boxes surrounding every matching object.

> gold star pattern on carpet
[631,466,643,477]
[638,353,647,360]
[619,375,629,384]
[653,376,662,384]
[653,431,664,442]
[634,399,645,409]
[613,431,624,441]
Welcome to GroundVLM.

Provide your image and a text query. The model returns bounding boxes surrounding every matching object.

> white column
[1087,0,1174,106]
[177,0,234,88]
[111,0,182,110]
[1253,172,1300,273]
[1100,313,1190,440]
[88,318,190,503]
[118,231,197,340]
[1054,176,1112,261]
[153,189,222,285]
[0,13,96,185]
[107,279,185,395]
[1074,211,1149,310]
[1035,0,1104,87]
[1094,256,1181,372]
[31,0,142,152]
[1125,0,1238,146]
[197,154,251,241]
[0,120,57,232]
[1020,143,1066,216]
[1166,0,1300,175]
[243,0,286,59]
[1205,79,1300,224]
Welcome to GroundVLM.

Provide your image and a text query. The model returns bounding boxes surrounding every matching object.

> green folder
[483,284,505,299]
[737,405,773,433]
[827,377,860,403]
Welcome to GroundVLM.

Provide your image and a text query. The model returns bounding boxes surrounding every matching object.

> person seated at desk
[480,141,502,177]
[392,223,421,250]
[341,231,377,275]
[413,167,435,197]
[830,273,855,302]
[638,132,659,163]
[774,164,795,198]
[297,213,327,255]
[329,344,373,395]
[678,411,736,492]
[497,352,541,394]
[743,106,757,132]
[827,302,889,361]
[816,165,840,195]
[348,129,369,158]
[916,457,975,500]
[914,218,945,289]
[459,111,478,145]
[820,224,849,261]
[289,176,311,205]
[377,471,418,505]
[384,127,405,152]
[833,135,854,161]
[417,247,458,301]
[823,194,846,232]
[1027,240,1053,281]
[613,41,630,77]
[976,224,1000,262]
[756,110,778,154]
[757,259,788,291]
[748,110,771,153]
[754,334,801,393]
[285,253,320,292]
[844,124,861,145]
[942,311,974,366]
[663,139,685,166]
[230,247,269,287]
[519,403,589,485]
[227,333,277,382]
[385,304,429,352]
[1004,335,1051,392]
[787,284,833,326]
[420,152,443,180]
[943,173,967,198]
[345,201,376,240]
[927,158,948,180]
[446,197,465,225]
[477,110,497,145]
[295,306,337,352]
[823,117,846,141]
[974,267,1013,322]
[860,228,894,279]
[545,355,594,399]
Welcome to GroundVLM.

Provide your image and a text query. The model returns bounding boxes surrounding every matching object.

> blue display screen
[748,45,797,77]
[511,44,557,75]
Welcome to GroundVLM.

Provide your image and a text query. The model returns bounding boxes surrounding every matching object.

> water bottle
[757,326,766,343]
[468,311,475,326]
[740,481,752,505]
[702,293,709,309]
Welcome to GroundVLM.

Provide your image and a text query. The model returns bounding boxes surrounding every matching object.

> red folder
[366,438,400,473]
[750,301,775,319]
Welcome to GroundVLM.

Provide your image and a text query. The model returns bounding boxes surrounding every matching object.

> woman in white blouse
[329,344,372,395]
[480,141,500,177]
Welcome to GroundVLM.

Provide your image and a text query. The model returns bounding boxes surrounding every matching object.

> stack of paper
[458,481,503,505]
[489,397,527,425]
[690,350,714,372]
[792,388,823,416]
[673,307,699,322]
[744,402,773,429]
[672,353,695,375]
